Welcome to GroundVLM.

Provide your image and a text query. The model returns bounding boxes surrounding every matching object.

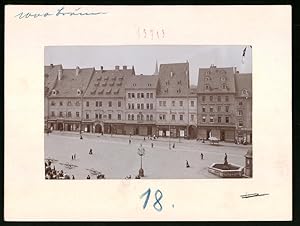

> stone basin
[208,163,244,178]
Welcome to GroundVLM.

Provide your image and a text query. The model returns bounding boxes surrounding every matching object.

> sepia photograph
[44,45,253,180]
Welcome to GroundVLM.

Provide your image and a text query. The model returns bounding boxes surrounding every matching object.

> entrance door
[87,125,90,132]
[135,127,139,135]
[220,130,225,141]
[58,123,63,131]
[95,124,102,133]
[147,126,152,136]
[206,130,211,139]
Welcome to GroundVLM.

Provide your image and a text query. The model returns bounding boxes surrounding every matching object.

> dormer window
[222,84,227,89]
[51,89,57,95]
[221,76,226,82]
[77,89,82,95]
[242,89,249,96]
[133,83,136,87]
[170,71,174,77]
[205,76,210,81]
[205,85,210,91]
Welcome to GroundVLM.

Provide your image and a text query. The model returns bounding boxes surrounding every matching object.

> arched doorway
[57,123,63,131]
[95,124,102,133]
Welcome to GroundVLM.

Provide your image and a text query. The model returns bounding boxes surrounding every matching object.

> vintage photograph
[44,45,252,180]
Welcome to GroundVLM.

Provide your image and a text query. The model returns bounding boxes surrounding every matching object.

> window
[67,112,71,118]
[172,115,175,120]
[132,103,134,109]
[222,84,227,89]
[163,115,166,120]
[170,71,174,77]
[51,101,55,106]
[128,114,130,120]
[96,101,98,107]
[218,116,221,123]
[191,101,194,107]
[132,114,134,120]
[225,117,229,123]
[205,85,209,90]
[210,106,214,112]
[150,115,153,121]
[75,101,80,106]
[146,115,149,121]
[146,93,149,98]
[150,103,153,109]
[67,101,72,106]
[202,116,206,123]
[221,77,226,82]
[210,116,214,123]
[159,101,162,107]
[217,106,221,112]
[163,101,166,107]
[128,93,131,98]
[191,114,194,121]
[172,101,175,106]
[202,106,206,112]
[76,112,79,117]
[225,96,229,102]
[141,93,144,98]
[210,96,213,101]
[141,104,144,109]
[86,113,89,119]
[118,101,121,107]
[99,101,102,107]
[225,106,229,112]
[108,101,112,107]
[202,96,206,102]
[137,104,140,109]
[86,101,89,107]
[159,115,163,120]
[239,101,243,106]
[217,96,221,102]
[51,111,55,117]
[205,76,210,81]
[180,101,183,107]
[238,110,243,116]
[99,114,102,119]
[118,114,121,120]
[95,113,98,119]
[239,121,243,127]
[150,93,153,98]
[132,93,135,98]
[141,114,144,121]
[59,112,63,117]
[146,104,149,109]
[137,93,140,98]
[180,115,183,121]
[128,103,131,109]
[178,80,182,85]
[60,101,63,106]
[242,89,248,95]
[108,114,112,120]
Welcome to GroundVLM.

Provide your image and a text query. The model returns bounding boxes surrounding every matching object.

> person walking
[129,139,131,144]
[151,142,154,148]
[173,143,175,149]
[201,153,204,160]
[89,149,93,155]
[72,155,73,160]
[186,160,190,168]
[87,175,90,179]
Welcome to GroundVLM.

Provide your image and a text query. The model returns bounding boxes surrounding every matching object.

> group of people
[45,160,75,180]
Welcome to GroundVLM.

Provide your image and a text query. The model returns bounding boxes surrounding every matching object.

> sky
[45,45,252,86]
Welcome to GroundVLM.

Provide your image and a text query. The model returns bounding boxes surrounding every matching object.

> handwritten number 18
[140,188,163,212]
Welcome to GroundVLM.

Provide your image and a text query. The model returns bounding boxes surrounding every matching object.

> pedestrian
[186,160,190,168]
[74,154,76,159]
[72,155,73,160]
[201,153,203,160]
[151,143,154,148]
[144,137,146,141]
[129,139,131,144]
[87,175,90,179]
[89,149,93,155]
[173,143,175,148]
[202,138,205,143]
[80,135,83,139]
[72,175,75,179]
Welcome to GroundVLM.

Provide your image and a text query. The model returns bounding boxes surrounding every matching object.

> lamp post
[137,144,145,177]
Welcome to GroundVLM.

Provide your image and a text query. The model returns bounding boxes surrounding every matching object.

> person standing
[186,160,190,168]
[87,175,90,179]
[201,153,204,160]
[151,142,154,148]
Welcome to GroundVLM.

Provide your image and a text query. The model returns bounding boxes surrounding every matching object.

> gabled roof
[125,75,158,89]
[48,67,94,98]
[157,62,190,97]
[197,65,236,93]
[235,73,252,97]
[84,67,135,98]
[44,64,62,95]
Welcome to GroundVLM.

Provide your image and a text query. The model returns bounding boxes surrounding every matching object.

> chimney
[100,66,104,71]
[50,64,54,68]
[115,65,120,70]
[58,69,63,80]
[76,66,80,76]
[123,65,127,70]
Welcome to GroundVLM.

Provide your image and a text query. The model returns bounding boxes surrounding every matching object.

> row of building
[44,62,252,143]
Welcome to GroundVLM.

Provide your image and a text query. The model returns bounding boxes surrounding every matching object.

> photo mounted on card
[5,5,292,221]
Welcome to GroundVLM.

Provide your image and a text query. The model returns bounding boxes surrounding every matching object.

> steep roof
[157,62,190,97]
[125,75,158,89]
[84,67,135,98]
[197,65,236,93]
[44,64,62,95]
[235,73,252,97]
[49,67,94,98]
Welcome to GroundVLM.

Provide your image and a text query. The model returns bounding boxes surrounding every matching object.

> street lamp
[137,144,145,177]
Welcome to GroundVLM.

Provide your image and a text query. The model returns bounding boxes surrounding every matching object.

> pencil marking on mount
[240,193,269,199]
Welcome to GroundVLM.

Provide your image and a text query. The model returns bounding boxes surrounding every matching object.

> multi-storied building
[234,73,252,143]
[197,65,237,141]
[124,74,158,136]
[156,62,197,138]
[47,66,94,132]
[83,65,135,134]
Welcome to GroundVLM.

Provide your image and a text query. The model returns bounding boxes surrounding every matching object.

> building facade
[124,75,158,136]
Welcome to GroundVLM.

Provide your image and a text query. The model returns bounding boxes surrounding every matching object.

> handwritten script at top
[15,7,108,19]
